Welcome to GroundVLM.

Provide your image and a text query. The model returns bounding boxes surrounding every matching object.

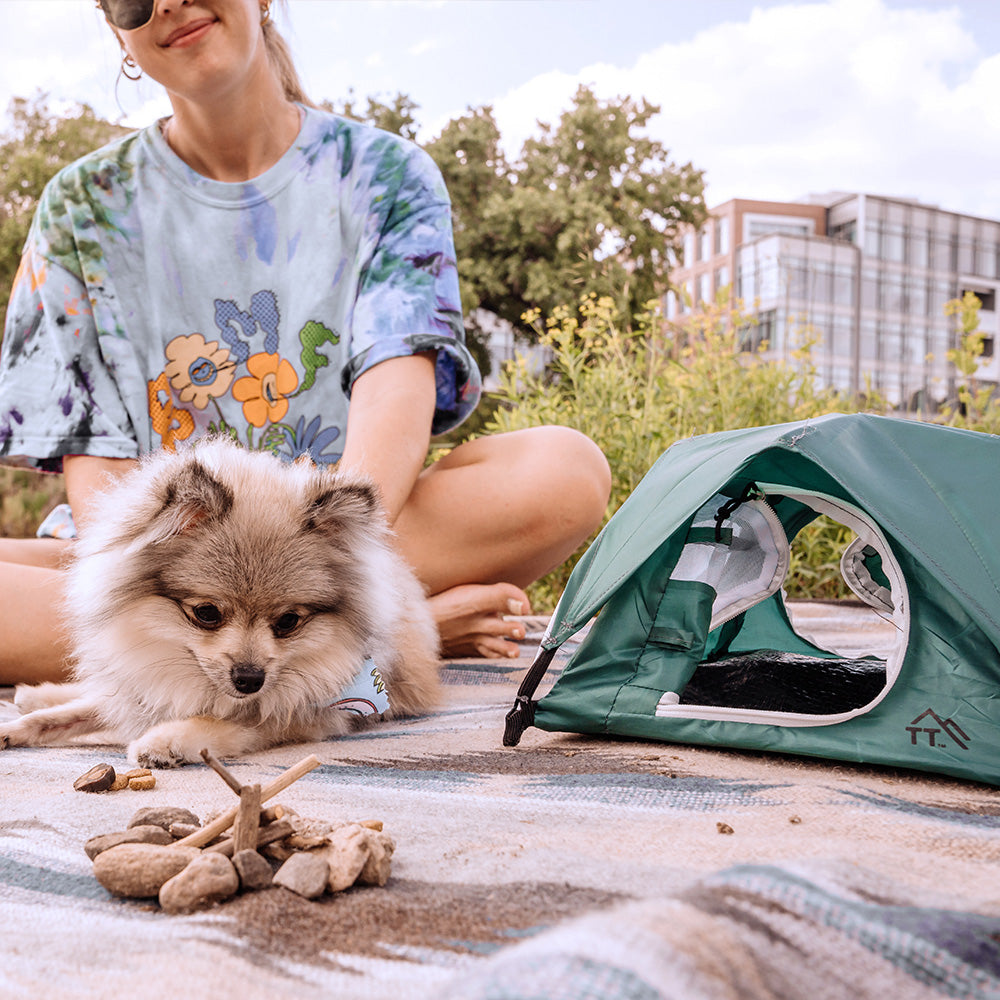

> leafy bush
[482,294,876,609]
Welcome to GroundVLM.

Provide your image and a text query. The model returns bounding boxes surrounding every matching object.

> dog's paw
[128,731,198,769]
[132,745,189,769]
[0,719,34,749]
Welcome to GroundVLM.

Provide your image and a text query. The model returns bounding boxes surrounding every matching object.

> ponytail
[262,8,317,108]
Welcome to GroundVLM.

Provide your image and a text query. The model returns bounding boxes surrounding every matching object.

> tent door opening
[654,485,910,727]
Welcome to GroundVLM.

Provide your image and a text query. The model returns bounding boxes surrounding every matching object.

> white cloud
[407,38,439,57]
[486,0,998,216]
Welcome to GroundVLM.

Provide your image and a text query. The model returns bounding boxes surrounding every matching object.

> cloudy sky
[2,0,999,218]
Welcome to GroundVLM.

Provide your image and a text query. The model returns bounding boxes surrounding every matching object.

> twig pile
[85,751,395,914]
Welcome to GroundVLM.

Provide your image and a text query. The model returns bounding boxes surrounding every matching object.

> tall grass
[482,294,876,608]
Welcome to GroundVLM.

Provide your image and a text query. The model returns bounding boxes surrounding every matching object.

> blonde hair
[262,3,316,108]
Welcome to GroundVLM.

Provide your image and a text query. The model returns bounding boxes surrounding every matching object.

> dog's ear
[303,477,382,540]
[142,459,234,545]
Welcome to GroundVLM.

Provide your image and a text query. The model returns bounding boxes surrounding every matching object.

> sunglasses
[98,0,156,31]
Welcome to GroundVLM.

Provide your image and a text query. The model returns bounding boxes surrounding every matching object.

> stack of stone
[83,752,395,915]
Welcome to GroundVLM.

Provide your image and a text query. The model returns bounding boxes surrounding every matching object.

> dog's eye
[192,603,223,629]
[273,611,301,637]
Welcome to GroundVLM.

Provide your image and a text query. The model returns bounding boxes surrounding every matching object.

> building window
[884,223,905,263]
[862,269,879,310]
[747,218,811,240]
[957,238,975,274]
[699,271,712,304]
[931,233,954,271]
[786,259,808,301]
[683,231,695,267]
[882,272,905,313]
[962,287,996,311]
[830,221,857,244]
[738,309,775,352]
[699,228,711,262]
[908,230,930,269]
[714,217,730,255]
[833,263,855,308]
[758,259,780,300]
[907,277,928,316]
[864,223,881,258]
[975,242,996,279]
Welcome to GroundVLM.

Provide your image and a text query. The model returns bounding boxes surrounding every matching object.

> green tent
[505,413,1000,785]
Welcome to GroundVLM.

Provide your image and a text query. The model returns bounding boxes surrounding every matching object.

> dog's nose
[230,664,266,694]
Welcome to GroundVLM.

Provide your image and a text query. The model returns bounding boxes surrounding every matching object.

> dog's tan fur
[0,440,440,766]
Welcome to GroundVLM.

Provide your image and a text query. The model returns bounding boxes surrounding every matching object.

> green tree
[426,86,707,343]
[0,94,128,331]
[323,90,421,143]
[317,86,708,359]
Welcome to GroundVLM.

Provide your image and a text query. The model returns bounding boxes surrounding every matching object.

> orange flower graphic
[147,372,195,451]
[232,352,299,427]
[164,333,235,410]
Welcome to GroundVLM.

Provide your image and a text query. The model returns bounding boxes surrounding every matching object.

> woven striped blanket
[1,603,998,999]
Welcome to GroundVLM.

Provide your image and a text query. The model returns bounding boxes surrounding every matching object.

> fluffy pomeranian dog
[0,439,440,766]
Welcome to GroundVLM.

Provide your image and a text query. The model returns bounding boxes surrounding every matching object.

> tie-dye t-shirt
[0,104,480,471]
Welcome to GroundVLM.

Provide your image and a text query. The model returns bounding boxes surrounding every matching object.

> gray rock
[316,825,369,892]
[85,825,174,860]
[232,849,273,891]
[159,852,239,914]
[92,843,201,898]
[357,829,395,887]
[273,851,329,899]
[127,806,201,831]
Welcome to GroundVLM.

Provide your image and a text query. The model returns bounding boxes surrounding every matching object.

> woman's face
[117,0,268,105]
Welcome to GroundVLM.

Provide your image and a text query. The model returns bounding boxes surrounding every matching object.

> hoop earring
[260,1,272,25]
[121,53,142,81]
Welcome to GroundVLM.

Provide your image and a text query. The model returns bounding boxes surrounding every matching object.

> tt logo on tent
[905,710,970,751]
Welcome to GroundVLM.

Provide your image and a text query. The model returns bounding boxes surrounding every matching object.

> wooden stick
[232,783,261,854]
[260,804,285,824]
[174,753,321,849]
[205,818,295,856]
[199,748,245,795]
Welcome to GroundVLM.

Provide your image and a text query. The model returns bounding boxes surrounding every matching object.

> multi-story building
[668,194,1000,411]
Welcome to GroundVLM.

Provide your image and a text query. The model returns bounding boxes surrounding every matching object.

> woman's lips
[162,18,216,48]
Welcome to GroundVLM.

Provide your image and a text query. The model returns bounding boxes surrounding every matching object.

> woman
[0,0,611,684]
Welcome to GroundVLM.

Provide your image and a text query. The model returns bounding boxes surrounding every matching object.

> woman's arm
[63,455,139,535]
[338,352,437,523]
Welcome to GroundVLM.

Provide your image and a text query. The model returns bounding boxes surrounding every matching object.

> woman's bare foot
[429,582,533,659]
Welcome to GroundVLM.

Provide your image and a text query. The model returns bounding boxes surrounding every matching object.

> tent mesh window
[667,490,899,718]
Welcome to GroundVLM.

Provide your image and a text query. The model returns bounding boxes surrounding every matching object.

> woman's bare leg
[0,541,73,684]
[394,426,612,658]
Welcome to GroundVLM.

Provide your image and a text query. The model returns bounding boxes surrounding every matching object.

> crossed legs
[0,426,611,683]
[394,426,611,657]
